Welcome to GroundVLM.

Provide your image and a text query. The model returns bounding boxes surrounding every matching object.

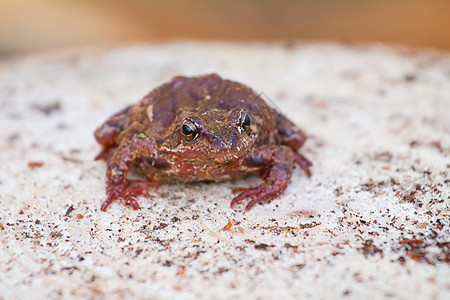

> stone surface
[0,42,449,299]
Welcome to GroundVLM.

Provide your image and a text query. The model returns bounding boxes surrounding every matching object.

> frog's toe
[294,152,312,177]
[100,199,113,211]
[101,193,139,211]
[102,184,125,211]
[94,148,109,161]
[126,180,158,198]
[230,185,279,211]
[244,190,279,211]
[231,186,263,200]
[124,195,139,210]
[121,180,158,209]
[232,186,257,195]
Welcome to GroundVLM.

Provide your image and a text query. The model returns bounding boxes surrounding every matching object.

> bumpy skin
[94,74,312,211]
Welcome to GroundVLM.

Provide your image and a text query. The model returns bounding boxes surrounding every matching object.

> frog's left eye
[181,119,199,141]
[237,111,251,134]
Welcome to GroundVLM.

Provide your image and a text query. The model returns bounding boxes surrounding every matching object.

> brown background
[1,0,449,54]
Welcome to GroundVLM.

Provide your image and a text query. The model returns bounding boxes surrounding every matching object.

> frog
[94,73,312,211]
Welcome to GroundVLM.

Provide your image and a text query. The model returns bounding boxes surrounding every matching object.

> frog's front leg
[230,145,295,211]
[101,133,158,211]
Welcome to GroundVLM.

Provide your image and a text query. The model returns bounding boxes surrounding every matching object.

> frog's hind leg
[271,108,312,176]
[94,105,133,160]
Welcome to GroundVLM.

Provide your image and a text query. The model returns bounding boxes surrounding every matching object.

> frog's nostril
[205,133,222,146]
[211,135,220,143]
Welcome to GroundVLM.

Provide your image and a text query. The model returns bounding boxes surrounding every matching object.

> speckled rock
[0,42,449,299]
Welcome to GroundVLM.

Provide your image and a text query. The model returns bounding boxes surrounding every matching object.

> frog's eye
[181,119,199,141]
[237,111,251,134]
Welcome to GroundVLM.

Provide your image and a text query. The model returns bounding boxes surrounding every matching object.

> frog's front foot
[230,145,295,211]
[230,180,287,211]
[101,180,158,211]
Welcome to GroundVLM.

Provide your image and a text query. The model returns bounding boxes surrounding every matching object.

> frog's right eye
[181,119,199,141]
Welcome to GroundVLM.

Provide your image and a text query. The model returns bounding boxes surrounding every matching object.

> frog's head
[160,108,258,164]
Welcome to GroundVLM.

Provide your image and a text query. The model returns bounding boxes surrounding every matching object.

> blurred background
[1,0,449,55]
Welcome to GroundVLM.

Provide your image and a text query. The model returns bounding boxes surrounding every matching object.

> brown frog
[94,74,312,211]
